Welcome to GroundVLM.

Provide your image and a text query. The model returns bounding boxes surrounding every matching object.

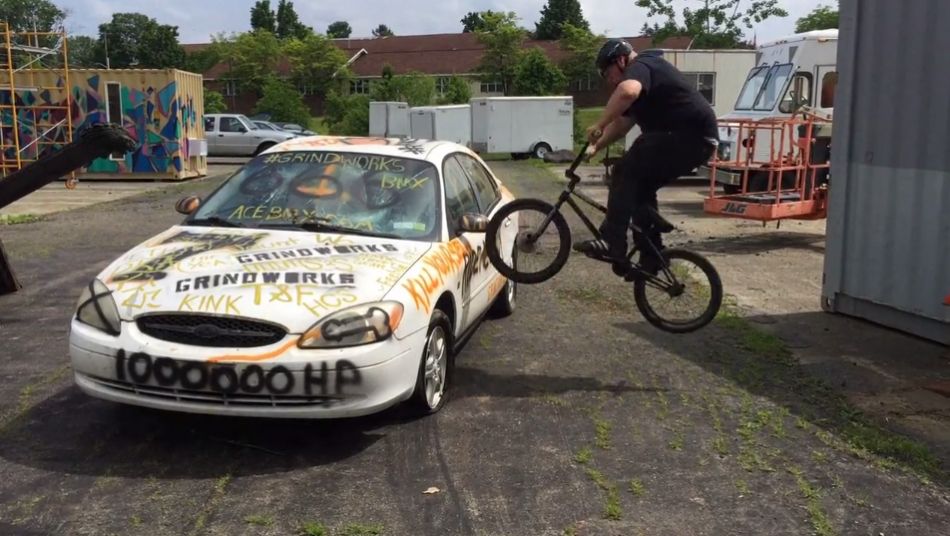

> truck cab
[204,113,296,156]
[706,30,838,192]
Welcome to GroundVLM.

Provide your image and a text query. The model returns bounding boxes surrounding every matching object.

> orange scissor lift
[703,112,832,223]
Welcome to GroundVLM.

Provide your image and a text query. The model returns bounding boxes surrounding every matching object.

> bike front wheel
[486,198,572,284]
[633,248,723,333]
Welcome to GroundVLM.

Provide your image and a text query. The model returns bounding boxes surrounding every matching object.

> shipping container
[409,105,471,146]
[470,96,573,158]
[0,68,207,180]
[369,101,410,138]
[821,0,950,345]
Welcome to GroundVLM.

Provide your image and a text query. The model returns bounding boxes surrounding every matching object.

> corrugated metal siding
[823,0,950,344]
[174,69,207,178]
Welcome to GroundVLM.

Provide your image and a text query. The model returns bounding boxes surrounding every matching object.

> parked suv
[204,114,296,156]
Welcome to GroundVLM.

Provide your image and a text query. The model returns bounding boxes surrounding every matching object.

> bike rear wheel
[633,248,722,333]
[486,198,572,284]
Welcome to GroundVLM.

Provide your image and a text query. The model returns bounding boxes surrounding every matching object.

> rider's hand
[585,143,600,160]
[586,125,603,144]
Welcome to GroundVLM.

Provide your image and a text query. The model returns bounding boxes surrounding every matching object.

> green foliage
[438,76,472,105]
[0,0,64,32]
[254,77,310,126]
[96,12,186,68]
[66,35,99,68]
[513,47,567,96]
[250,0,277,33]
[370,66,435,106]
[475,12,529,95]
[327,21,352,38]
[535,0,590,40]
[276,0,311,39]
[324,90,369,136]
[212,30,282,95]
[636,0,788,49]
[795,3,839,33]
[558,23,603,89]
[372,24,394,37]
[461,11,501,33]
[180,46,221,74]
[284,32,351,96]
[204,90,227,113]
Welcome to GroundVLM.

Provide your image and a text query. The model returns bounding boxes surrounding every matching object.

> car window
[442,156,480,235]
[191,151,442,241]
[204,117,215,132]
[219,117,245,133]
[454,154,500,213]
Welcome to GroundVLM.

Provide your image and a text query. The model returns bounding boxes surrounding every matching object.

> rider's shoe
[573,238,626,262]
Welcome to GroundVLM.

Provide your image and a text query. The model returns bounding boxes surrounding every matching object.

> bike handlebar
[565,142,590,183]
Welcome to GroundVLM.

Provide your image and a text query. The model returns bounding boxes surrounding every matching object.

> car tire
[488,246,517,318]
[254,142,276,156]
[408,310,454,415]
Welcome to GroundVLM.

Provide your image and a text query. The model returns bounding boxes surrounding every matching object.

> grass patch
[298,522,329,536]
[668,431,685,451]
[189,474,232,536]
[594,417,612,450]
[0,213,43,225]
[788,466,836,536]
[628,479,646,497]
[308,117,328,134]
[735,479,751,495]
[574,446,593,465]
[339,523,384,536]
[715,309,793,362]
[575,107,626,163]
[245,514,273,527]
[563,524,578,536]
[604,486,622,520]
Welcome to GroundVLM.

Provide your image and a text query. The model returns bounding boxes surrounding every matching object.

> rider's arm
[593,80,643,132]
[597,116,634,148]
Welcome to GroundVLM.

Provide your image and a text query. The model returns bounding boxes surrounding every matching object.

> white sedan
[69,136,519,418]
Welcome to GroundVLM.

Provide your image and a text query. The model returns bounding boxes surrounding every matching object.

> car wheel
[489,245,517,318]
[254,142,276,156]
[409,310,454,415]
[533,142,552,160]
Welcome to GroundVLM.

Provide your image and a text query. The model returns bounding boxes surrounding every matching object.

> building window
[350,79,371,94]
[683,72,715,104]
[437,77,450,95]
[480,80,503,94]
[222,80,238,97]
[104,82,125,159]
[820,71,837,108]
[297,83,317,95]
[571,75,595,92]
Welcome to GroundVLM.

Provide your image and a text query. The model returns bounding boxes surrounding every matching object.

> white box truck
[409,105,471,146]
[369,101,411,138]
[470,96,574,159]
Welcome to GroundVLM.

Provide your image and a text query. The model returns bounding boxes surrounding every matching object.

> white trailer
[369,101,411,138]
[470,96,574,158]
[409,105,471,146]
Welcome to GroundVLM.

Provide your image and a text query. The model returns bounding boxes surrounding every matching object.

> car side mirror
[237,126,247,133]
[458,213,488,233]
[175,195,201,215]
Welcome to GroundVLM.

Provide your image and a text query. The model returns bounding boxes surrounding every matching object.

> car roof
[264,135,470,161]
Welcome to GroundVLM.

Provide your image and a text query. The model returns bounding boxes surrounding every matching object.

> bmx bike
[485,143,723,333]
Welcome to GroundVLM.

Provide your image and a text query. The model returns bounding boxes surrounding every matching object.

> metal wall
[822,0,950,345]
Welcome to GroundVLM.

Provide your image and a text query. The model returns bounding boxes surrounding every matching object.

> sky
[58,0,831,44]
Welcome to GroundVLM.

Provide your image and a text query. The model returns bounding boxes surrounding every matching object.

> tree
[796,3,839,33]
[474,12,529,95]
[372,24,394,38]
[535,0,589,40]
[370,65,435,107]
[204,89,227,113]
[327,21,352,38]
[250,0,277,33]
[254,77,311,126]
[212,30,282,95]
[181,46,221,74]
[96,13,186,68]
[461,11,501,33]
[283,32,351,96]
[636,0,788,49]
[558,23,602,91]
[513,48,567,96]
[438,76,472,105]
[0,0,64,32]
[275,0,310,40]
[324,90,369,135]
[66,35,99,68]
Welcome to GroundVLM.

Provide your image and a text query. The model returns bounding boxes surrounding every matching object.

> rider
[575,39,719,274]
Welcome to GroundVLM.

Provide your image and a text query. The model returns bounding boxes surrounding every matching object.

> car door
[217,116,253,155]
[204,116,220,154]
[442,155,485,331]
[453,153,505,319]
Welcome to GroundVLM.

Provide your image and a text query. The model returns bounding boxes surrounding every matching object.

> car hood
[98,226,432,332]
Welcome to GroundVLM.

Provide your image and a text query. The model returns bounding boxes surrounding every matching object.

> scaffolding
[0,22,75,187]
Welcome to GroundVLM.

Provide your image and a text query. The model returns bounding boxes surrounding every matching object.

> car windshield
[753,64,794,111]
[189,150,441,241]
[734,66,769,110]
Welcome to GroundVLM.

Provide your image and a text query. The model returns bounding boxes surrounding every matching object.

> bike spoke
[641,257,713,325]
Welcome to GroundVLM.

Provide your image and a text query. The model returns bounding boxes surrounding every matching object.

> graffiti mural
[0,72,201,176]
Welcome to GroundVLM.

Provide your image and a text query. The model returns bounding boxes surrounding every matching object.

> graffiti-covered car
[69,136,519,418]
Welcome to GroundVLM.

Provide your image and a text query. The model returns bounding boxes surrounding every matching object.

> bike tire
[633,248,723,333]
[486,198,572,285]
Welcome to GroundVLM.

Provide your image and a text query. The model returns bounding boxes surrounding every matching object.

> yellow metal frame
[0,22,74,186]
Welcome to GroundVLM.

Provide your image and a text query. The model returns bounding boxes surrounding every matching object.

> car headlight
[75,279,121,335]
[299,302,404,349]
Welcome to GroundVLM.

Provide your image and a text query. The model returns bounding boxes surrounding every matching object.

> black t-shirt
[622,51,719,141]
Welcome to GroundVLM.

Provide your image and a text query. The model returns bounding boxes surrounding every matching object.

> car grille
[87,376,345,408]
[136,314,286,348]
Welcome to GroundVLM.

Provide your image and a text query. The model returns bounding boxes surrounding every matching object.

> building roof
[186,32,694,80]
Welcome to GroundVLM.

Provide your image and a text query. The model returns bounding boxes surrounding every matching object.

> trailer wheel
[532,142,552,160]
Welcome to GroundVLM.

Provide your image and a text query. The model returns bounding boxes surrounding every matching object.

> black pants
[601,131,715,256]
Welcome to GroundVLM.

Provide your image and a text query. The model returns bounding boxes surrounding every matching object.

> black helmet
[596,39,633,74]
